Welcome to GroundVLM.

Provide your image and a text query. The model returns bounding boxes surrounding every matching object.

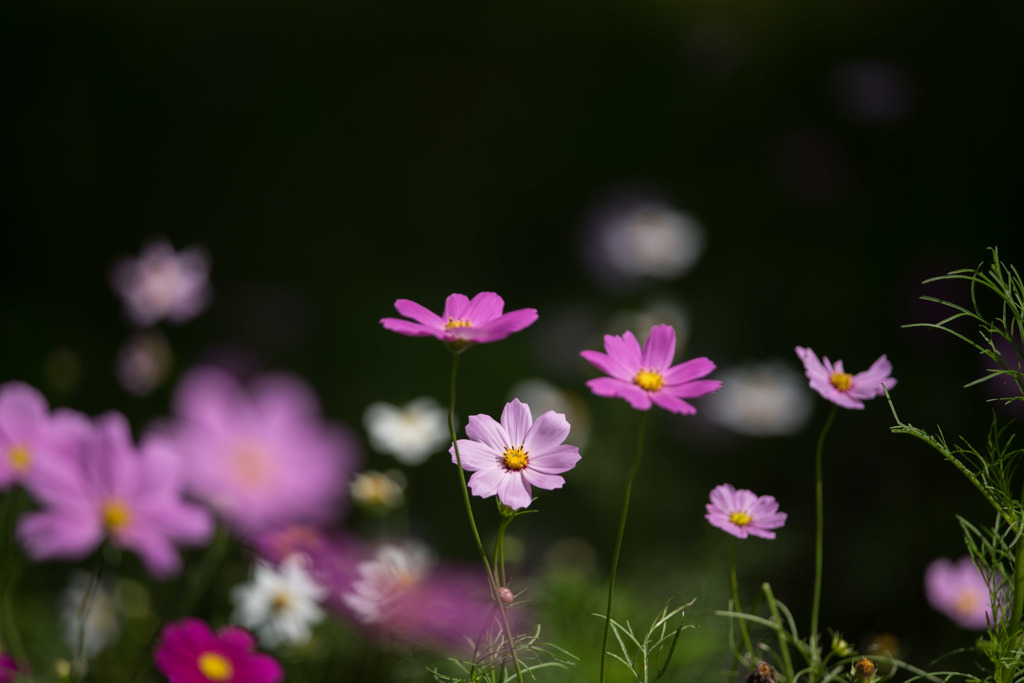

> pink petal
[580,349,634,381]
[641,324,676,370]
[394,299,445,327]
[450,440,500,472]
[381,318,443,338]
[649,391,697,415]
[442,293,473,320]
[522,469,566,491]
[663,357,717,385]
[496,471,533,510]
[0,382,48,443]
[461,292,505,324]
[527,445,582,474]
[466,466,507,500]
[120,529,182,579]
[470,308,538,342]
[500,400,533,447]
[604,332,643,370]
[586,378,653,410]
[82,413,140,499]
[522,410,570,453]
[17,509,103,561]
[464,414,510,452]
[668,379,723,399]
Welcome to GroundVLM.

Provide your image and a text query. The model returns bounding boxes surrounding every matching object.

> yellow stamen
[502,445,529,471]
[197,651,234,681]
[8,445,31,472]
[729,511,752,527]
[445,317,472,330]
[272,591,293,612]
[101,500,132,534]
[830,371,853,392]
[953,590,980,617]
[633,369,665,392]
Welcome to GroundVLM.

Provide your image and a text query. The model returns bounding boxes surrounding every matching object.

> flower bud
[747,661,777,683]
[851,657,878,683]
[831,631,853,657]
[498,587,515,604]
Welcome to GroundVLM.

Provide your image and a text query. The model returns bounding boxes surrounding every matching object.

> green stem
[762,582,795,682]
[493,513,516,589]
[599,411,647,683]
[1010,534,1024,638]
[810,405,836,659]
[730,540,755,668]
[447,351,524,683]
[0,490,26,665]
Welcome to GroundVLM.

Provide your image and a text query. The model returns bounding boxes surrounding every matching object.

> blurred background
[4,0,1024,680]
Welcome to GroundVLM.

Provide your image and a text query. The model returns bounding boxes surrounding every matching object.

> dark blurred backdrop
[4,0,1024,678]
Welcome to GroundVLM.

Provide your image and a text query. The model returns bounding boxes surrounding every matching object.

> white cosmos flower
[60,571,121,659]
[110,239,211,326]
[231,554,327,647]
[704,362,813,437]
[363,397,449,466]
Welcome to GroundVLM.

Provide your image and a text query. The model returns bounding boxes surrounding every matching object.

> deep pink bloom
[380,292,538,346]
[705,483,787,540]
[925,557,1001,630]
[161,367,361,537]
[154,618,283,683]
[794,346,896,410]
[450,399,581,510]
[17,413,213,579]
[0,652,19,682]
[580,324,721,414]
[0,381,90,494]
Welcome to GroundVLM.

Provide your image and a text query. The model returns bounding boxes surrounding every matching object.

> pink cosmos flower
[161,367,360,537]
[705,483,787,540]
[17,412,213,579]
[450,398,581,510]
[0,381,90,494]
[794,346,897,410]
[110,239,212,327]
[154,618,283,683]
[925,556,1001,630]
[380,292,538,347]
[0,652,19,682]
[580,324,721,414]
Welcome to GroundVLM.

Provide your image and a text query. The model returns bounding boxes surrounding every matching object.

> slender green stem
[0,490,26,664]
[493,514,516,589]
[810,405,836,655]
[1010,535,1024,638]
[600,411,647,683]
[762,583,795,681]
[447,351,524,683]
[74,552,106,681]
[730,540,755,668]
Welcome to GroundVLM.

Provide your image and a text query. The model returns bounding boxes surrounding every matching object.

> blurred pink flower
[154,618,283,683]
[705,483,787,540]
[450,398,581,510]
[381,292,538,347]
[580,323,721,414]
[111,239,211,327]
[17,413,213,578]
[162,367,360,537]
[0,381,89,494]
[795,346,897,410]
[0,652,19,682]
[925,556,1000,630]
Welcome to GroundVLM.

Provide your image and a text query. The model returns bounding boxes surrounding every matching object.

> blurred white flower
[60,571,120,659]
[363,397,449,466]
[350,469,406,511]
[110,239,211,326]
[231,554,327,647]
[115,330,173,396]
[342,542,432,624]
[508,378,590,450]
[704,362,813,437]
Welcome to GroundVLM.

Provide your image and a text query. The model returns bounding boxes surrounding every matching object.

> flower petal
[496,471,533,510]
[461,292,504,324]
[585,378,653,410]
[450,440,499,472]
[523,410,570,453]
[500,400,533,447]
[465,414,509,452]
[466,466,507,500]
[663,357,717,386]
[442,294,472,321]
[641,324,676,370]
[527,445,581,474]
[649,391,697,415]
[394,299,445,327]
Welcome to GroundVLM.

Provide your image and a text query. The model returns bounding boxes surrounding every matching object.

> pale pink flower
[925,556,1000,630]
[705,483,787,540]
[162,367,361,537]
[580,323,721,414]
[110,239,211,326]
[381,292,537,347]
[450,398,581,510]
[795,346,896,410]
[17,413,213,578]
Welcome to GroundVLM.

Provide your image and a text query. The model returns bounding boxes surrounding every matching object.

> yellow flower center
[445,317,472,330]
[729,511,752,527]
[633,369,664,391]
[8,445,31,472]
[830,371,853,392]
[101,500,132,533]
[197,651,234,681]
[953,589,980,617]
[230,442,271,489]
[502,445,529,471]
[272,590,293,612]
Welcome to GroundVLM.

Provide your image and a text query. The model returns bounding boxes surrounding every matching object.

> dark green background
[4,0,1024,679]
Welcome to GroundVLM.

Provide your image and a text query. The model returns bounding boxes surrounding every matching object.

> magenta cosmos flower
[380,292,538,347]
[154,618,283,683]
[705,483,787,540]
[580,324,721,414]
[794,346,897,410]
[0,381,90,494]
[160,367,361,537]
[450,398,581,510]
[925,556,1001,630]
[17,412,213,578]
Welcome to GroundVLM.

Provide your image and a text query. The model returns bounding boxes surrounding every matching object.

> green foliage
[600,600,693,683]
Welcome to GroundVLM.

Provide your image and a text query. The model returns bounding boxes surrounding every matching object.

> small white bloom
[350,469,406,510]
[231,554,327,648]
[115,330,173,396]
[342,543,432,623]
[704,362,814,437]
[110,239,211,326]
[60,571,120,659]
[363,397,449,466]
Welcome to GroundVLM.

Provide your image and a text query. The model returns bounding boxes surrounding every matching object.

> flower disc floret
[580,324,721,415]
[450,399,581,510]
[705,483,787,540]
[795,346,896,410]
[380,292,538,347]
